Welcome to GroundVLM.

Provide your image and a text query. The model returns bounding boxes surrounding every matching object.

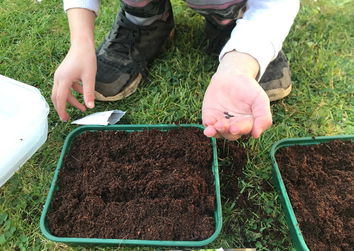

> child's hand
[51,44,96,121]
[202,51,272,140]
[51,8,96,121]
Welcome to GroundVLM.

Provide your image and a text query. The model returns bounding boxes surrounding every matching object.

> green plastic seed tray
[40,124,222,247]
[270,135,354,251]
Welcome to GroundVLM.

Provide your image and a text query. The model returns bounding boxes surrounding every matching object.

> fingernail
[87,101,94,108]
[231,130,239,135]
[254,130,263,139]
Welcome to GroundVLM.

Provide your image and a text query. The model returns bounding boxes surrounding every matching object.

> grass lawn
[0,0,353,250]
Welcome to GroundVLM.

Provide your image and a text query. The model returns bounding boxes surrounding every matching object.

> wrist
[69,40,95,54]
[67,8,95,48]
[218,50,260,79]
[70,37,95,50]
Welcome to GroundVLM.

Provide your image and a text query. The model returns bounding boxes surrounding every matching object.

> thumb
[82,74,96,109]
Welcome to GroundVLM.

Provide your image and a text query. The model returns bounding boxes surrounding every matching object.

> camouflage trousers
[121,0,247,24]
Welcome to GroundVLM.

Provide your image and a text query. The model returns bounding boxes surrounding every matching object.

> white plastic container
[0,74,49,187]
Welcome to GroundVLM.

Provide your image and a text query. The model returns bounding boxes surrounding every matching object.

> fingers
[213,119,229,134]
[51,78,58,107]
[252,116,272,138]
[202,111,217,126]
[204,126,218,137]
[216,117,253,141]
[229,117,253,135]
[52,80,70,122]
[206,112,271,140]
[72,81,84,94]
[203,117,253,141]
[52,80,87,122]
[203,113,222,138]
[51,45,97,122]
[203,108,251,140]
[67,92,86,112]
[251,92,272,138]
[71,81,90,111]
[213,119,234,140]
[82,74,95,109]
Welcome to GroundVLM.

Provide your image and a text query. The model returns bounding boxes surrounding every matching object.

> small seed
[224,112,234,119]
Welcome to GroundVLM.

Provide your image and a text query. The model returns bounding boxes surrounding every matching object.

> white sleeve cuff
[219,19,276,80]
[63,0,100,16]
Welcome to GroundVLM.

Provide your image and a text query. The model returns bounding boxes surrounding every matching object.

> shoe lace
[106,15,140,59]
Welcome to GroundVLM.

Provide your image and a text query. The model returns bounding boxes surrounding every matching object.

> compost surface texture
[276,140,354,250]
[46,128,215,240]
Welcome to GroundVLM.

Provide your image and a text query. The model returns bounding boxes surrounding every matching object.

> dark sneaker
[205,17,236,55]
[259,51,292,101]
[95,7,175,101]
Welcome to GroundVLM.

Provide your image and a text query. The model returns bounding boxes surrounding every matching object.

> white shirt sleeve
[219,0,300,79]
[63,0,100,16]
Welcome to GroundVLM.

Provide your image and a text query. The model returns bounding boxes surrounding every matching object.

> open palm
[202,72,272,140]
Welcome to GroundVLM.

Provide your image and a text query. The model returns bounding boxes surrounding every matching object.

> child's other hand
[51,44,96,121]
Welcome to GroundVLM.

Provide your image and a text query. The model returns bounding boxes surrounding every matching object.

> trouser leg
[184,0,247,54]
[185,0,247,25]
[121,0,169,17]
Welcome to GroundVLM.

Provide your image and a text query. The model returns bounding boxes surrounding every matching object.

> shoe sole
[94,28,175,102]
[263,67,292,102]
[95,73,143,102]
[266,84,292,102]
